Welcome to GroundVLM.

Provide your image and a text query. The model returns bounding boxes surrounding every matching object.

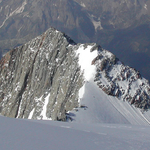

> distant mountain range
[0,0,150,80]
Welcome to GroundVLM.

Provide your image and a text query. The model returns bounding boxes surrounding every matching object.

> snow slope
[68,45,150,125]
[70,80,150,125]
[1,116,150,150]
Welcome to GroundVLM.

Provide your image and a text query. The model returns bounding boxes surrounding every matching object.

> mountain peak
[0,27,150,124]
[0,27,83,120]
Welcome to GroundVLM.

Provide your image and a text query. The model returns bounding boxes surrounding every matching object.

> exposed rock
[0,28,81,120]
[0,27,101,120]
[94,48,150,110]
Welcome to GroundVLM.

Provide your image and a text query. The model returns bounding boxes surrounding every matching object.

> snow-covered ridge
[74,43,150,112]
[68,44,150,125]
[93,48,150,110]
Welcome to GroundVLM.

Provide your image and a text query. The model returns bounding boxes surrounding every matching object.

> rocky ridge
[94,49,150,111]
[0,27,86,121]
[0,27,150,121]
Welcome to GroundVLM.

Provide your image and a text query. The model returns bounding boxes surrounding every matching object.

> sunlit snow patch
[71,45,150,125]
[40,93,51,120]
[76,44,97,81]
[28,108,35,119]
[76,44,97,102]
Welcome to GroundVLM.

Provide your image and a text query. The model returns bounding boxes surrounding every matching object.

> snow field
[1,116,150,150]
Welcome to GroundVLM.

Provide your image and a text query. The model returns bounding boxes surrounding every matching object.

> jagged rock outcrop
[94,49,150,110]
[0,27,90,121]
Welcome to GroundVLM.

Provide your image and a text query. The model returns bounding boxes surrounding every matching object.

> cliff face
[0,28,88,121]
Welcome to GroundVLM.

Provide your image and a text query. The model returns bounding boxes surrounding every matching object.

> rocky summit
[0,27,85,121]
[0,27,150,122]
